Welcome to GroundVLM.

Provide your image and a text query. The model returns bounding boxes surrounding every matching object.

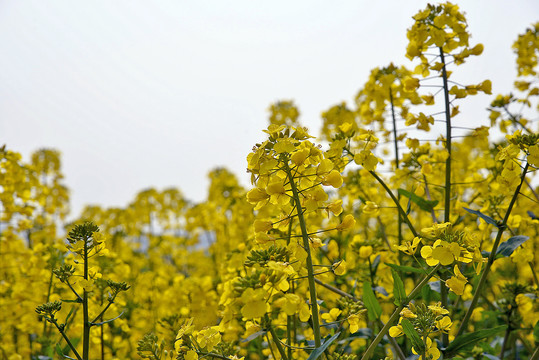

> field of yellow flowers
[1,3,538,360]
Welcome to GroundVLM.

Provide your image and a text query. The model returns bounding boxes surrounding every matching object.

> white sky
[1,1,538,218]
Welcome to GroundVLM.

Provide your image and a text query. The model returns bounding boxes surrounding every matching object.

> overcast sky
[1,1,538,218]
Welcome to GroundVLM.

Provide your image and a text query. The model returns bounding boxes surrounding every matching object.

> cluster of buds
[390,302,452,360]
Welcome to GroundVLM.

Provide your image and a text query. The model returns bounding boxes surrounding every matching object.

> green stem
[388,88,404,245]
[265,314,289,360]
[529,343,539,360]
[43,268,55,336]
[439,46,452,348]
[83,240,90,360]
[286,220,293,360]
[52,318,83,360]
[361,264,440,360]
[285,162,322,348]
[439,46,452,225]
[389,88,400,169]
[313,279,406,360]
[530,262,539,288]
[422,335,427,360]
[91,299,115,324]
[499,309,513,360]
[456,162,529,336]
[369,171,418,237]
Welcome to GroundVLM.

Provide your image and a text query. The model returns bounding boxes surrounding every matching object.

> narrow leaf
[241,330,267,343]
[398,189,439,212]
[56,344,65,357]
[372,255,381,274]
[385,262,425,274]
[64,306,76,330]
[374,286,388,297]
[391,269,406,306]
[401,319,424,352]
[463,207,498,226]
[91,311,124,327]
[496,236,529,257]
[443,325,506,357]
[306,332,341,360]
[362,282,382,321]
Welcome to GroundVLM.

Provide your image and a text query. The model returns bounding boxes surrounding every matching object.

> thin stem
[265,314,289,360]
[530,262,539,288]
[314,278,358,301]
[439,46,452,348]
[422,175,438,222]
[52,319,82,360]
[389,88,399,169]
[422,335,427,360]
[369,171,419,237]
[499,309,513,360]
[457,163,529,336]
[65,280,83,303]
[266,333,277,360]
[83,240,90,360]
[313,279,405,360]
[91,299,115,324]
[525,178,539,202]
[286,221,293,360]
[529,343,539,360]
[361,264,441,360]
[284,162,322,348]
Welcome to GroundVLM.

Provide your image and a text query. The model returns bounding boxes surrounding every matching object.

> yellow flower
[446,265,467,296]
[336,215,355,231]
[326,199,343,216]
[412,337,440,360]
[403,77,420,92]
[333,260,347,276]
[348,314,360,333]
[321,308,342,322]
[397,237,421,255]
[428,302,449,316]
[400,307,417,319]
[240,288,267,319]
[196,327,221,351]
[436,316,452,334]
[421,240,462,266]
[359,246,373,259]
[389,324,403,338]
[185,350,198,360]
[322,170,343,188]
[362,201,379,215]
[253,220,272,233]
[528,144,539,167]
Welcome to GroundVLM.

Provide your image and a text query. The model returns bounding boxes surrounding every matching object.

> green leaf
[362,282,382,321]
[463,207,498,226]
[306,332,341,360]
[56,343,65,357]
[443,325,506,357]
[372,255,381,274]
[398,189,439,212]
[241,330,266,343]
[391,269,406,306]
[496,235,529,257]
[64,306,76,331]
[533,320,539,344]
[401,318,424,352]
[385,262,425,274]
